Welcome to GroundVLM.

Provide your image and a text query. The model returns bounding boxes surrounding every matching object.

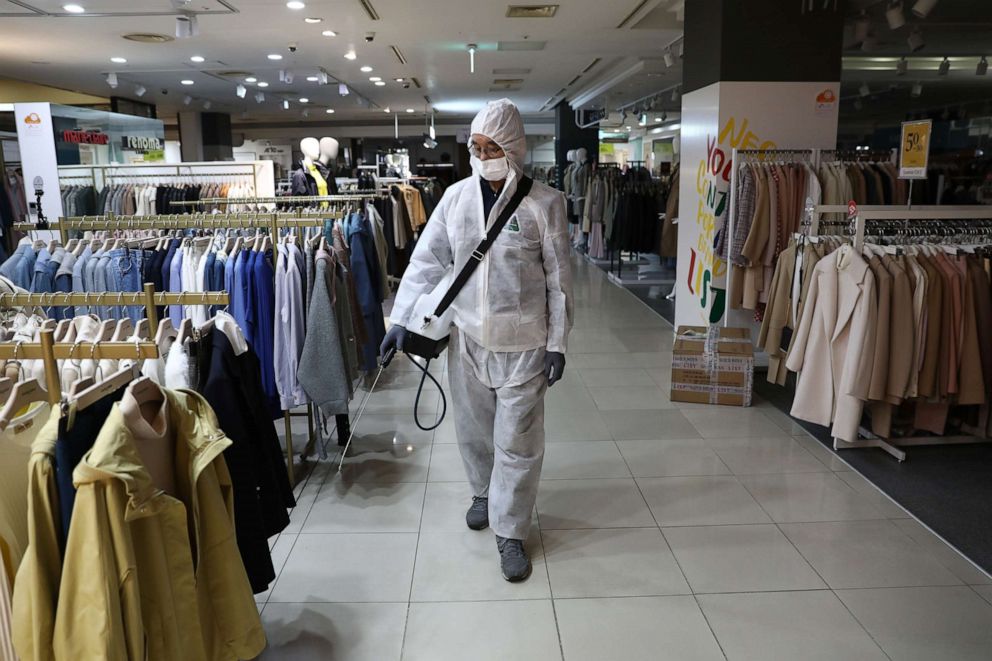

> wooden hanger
[0,377,13,405]
[71,363,138,411]
[154,318,177,348]
[125,375,165,409]
[177,318,193,345]
[0,379,49,431]
[112,318,134,342]
[68,376,94,398]
[54,318,73,342]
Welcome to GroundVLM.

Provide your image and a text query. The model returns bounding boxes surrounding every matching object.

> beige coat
[786,246,878,442]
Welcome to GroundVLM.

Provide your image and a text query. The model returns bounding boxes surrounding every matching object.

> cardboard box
[670,326,754,407]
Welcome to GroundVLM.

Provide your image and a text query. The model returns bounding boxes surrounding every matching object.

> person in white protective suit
[381,98,573,582]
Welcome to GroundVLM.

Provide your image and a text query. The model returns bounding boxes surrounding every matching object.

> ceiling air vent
[506,5,559,18]
[493,67,532,75]
[567,75,581,86]
[582,58,601,74]
[497,41,547,51]
[423,95,432,104]
[122,33,174,43]
[409,77,422,89]
[390,45,408,65]
[358,0,381,20]
[216,71,254,78]
[493,79,525,86]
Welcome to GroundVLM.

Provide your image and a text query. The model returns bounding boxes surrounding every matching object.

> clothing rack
[723,148,819,326]
[807,205,992,460]
[167,192,387,209]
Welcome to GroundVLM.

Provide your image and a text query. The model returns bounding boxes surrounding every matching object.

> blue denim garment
[0,243,31,288]
[169,247,184,326]
[72,245,92,315]
[94,253,113,319]
[19,246,38,291]
[83,247,105,314]
[232,249,252,345]
[224,250,236,296]
[31,248,52,293]
[53,249,75,320]
[106,248,145,320]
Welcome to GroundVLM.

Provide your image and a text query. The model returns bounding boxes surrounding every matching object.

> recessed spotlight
[181,79,195,85]
[105,72,118,88]
[395,77,405,83]
[374,80,386,86]
[134,84,147,97]
[304,17,322,23]
[236,84,247,98]
[110,57,127,64]
[283,100,290,109]
[62,4,85,13]
[257,81,269,87]
[190,55,205,63]
[369,76,381,82]
[405,108,414,113]
[384,107,391,113]
[299,97,309,103]
[268,53,283,61]
[183,95,192,106]
[255,92,265,103]
[286,1,305,9]
[360,66,373,72]
[344,50,357,60]
[245,76,257,83]
[306,75,319,82]
[325,108,335,114]
[322,30,337,37]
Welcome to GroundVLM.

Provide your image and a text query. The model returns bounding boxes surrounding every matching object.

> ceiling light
[306,75,319,82]
[467,43,477,74]
[286,1,305,9]
[978,56,988,76]
[663,49,675,68]
[304,17,322,23]
[859,82,871,97]
[190,55,205,63]
[302,109,310,118]
[339,83,349,95]
[326,108,335,114]
[203,100,212,110]
[369,76,381,82]
[279,70,294,84]
[361,66,373,72]
[318,72,329,85]
[62,4,85,13]
[236,84,246,98]
[299,97,309,103]
[406,108,414,113]
[322,30,337,37]
[183,95,192,106]
[105,72,118,88]
[885,1,906,30]
[344,50,357,60]
[283,100,290,110]
[257,81,269,87]
[907,26,925,51]
[395,77,405,83]
[181,79,194,85]
[625,125,631,131]
[110,57,127,64]
[255,92,265,103]
[897,57,908,75]
[911,0,938,18]
[938,56,950,75]
[268,53,283,61]
[245,76,257,83]
[134,84,147,97]
[911,81,923,97]
[854,12,870,43]
[175,15,198,39]
[374,80,386,86]
[654,116,662,122]
[384,107,391,113]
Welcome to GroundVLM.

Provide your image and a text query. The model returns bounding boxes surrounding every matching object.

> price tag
[899,119,932,179]
[847,200,858,223]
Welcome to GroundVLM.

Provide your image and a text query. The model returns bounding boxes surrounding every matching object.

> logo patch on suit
[506,215,520,232]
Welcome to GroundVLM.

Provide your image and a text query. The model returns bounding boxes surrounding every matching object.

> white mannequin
[319,137,339,165]
[566,149,575,164]
[576,147,588,165]
[300,137,320,167]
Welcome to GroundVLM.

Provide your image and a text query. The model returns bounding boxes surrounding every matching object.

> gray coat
[298,252,351,414]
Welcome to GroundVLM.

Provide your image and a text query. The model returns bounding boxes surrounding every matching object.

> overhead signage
[899,119,932,179]
[601,135,629,144]
[60,129,109,145]
[122,135,163,152]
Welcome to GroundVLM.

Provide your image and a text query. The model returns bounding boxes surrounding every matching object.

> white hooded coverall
[390,99,574,539]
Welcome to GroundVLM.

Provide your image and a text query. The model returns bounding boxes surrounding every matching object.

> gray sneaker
[466,496,489,530]
[496,536,532,582]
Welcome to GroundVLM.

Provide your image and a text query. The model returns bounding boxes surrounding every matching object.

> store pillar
[674,0,845,329]
[554,101,597,190]
[178,111,233,162]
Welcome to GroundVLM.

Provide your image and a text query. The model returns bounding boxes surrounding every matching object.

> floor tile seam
[690,593,730,660]
[259,531,303,610]
[284,460,334,533]
[824,587,897,660]
[888,513,992,585]
[401,437,432,661]
[965,584,992,605]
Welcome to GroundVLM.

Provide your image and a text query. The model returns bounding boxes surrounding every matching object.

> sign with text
[899,119,932,179]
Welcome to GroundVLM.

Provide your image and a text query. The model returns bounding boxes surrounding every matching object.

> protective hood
[470,98,527,172]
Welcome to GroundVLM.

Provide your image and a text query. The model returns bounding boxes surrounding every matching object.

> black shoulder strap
[432,176,533,319]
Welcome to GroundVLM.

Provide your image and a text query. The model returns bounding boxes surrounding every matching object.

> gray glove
[380,325,408,365]
[545,351,566,387]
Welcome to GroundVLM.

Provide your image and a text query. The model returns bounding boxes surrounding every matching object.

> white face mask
[472,155,510,182]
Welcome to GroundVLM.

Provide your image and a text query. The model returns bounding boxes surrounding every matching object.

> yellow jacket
[50,389,265,661]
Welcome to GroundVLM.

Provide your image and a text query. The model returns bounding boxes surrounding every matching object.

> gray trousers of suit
[447,329,548,540]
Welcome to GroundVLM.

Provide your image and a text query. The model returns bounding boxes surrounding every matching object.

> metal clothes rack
[167,192,387,209]
[807,205,992,460]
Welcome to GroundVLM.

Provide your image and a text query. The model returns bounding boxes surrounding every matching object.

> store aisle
[256,256,992,661]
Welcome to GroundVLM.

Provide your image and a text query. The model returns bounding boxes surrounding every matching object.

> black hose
[408,353,448,431]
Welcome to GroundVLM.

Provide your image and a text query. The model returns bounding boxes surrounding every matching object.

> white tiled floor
[254,256,992,660]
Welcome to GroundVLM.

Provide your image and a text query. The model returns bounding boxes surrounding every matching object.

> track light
[175,14,198,39]
[467,43,477,74]
[911,81,923,97]
[911,0,938,18]
[183,95,192,106]
[907,26,925,52]
[885,1,905,30]
[859,82,871,97]
[678,40,684,58]
[134,84,146,97]
[897,57,908,75]
[254,92,265,103]
[202,100,211,110]
[105,72,118,89]
[302,109,310,118]
[663,49,674,67]
[318,72,329,85]
[236,84,247,98]
[283,100,290,110]
[339,83,349,96]
[938,56,950,75]
[978,56,989,76]
[279,70,294,84]
[671,86,680,102]
[854,13,870,43]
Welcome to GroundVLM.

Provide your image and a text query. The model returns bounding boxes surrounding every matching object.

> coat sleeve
[542,192,574,354]
[389,190,453,329]
[840,272,879,401]
[785,263,820,374]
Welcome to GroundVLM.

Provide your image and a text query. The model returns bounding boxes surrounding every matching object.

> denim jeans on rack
[106,248,145,320]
